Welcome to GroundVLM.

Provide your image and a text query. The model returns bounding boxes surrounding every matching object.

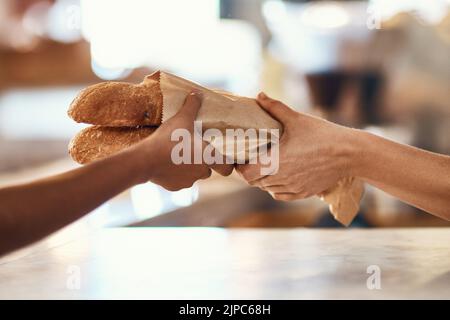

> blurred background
[0,0,449,237]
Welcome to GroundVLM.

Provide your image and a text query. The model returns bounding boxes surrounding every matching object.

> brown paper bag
[158,71,363,225]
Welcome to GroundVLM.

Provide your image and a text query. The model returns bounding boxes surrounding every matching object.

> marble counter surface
[0,228,449,299]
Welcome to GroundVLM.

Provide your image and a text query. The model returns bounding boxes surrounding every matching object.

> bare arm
[237,92,450,221]
[0,92,233,256]
[351,130,450,220]
[0,148,149,255]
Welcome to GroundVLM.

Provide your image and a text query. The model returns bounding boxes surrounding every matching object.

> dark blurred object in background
[305,70,384,126]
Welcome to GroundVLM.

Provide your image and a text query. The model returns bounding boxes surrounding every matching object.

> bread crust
[68,77,163,126]
[69,126,156,164]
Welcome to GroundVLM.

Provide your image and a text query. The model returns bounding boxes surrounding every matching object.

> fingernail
[258,92,268,100]
[190,90,203,99]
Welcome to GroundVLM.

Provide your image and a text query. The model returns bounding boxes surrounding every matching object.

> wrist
[343,128,372,179]
[123,142,159,185]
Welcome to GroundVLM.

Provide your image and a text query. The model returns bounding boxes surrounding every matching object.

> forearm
[0,148,149,256]
[349,130,450,220]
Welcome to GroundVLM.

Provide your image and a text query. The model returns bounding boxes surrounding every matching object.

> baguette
[69,126,156,164]
[68,72,163,126]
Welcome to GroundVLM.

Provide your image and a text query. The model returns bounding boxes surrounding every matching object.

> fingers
[256,92,295,124]
[258,184,286,193]
[175,91,203,121]
[200,167,212,180]
[198,139,234,176]
[239,167,281,186]
[271,193,303,201]
[236,163,264,183]
[211,164,234,176]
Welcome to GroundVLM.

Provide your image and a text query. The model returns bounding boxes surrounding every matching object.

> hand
[132,91,233,191]
[237,92,356,201]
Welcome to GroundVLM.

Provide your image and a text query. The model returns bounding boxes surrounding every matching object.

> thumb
[256,92,295,124]
[175,90,203,121]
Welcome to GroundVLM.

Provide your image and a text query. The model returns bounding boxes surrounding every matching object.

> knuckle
[181,181,195,189]
[184,93,196,102]
[236,164,248,174]
[223,170,233,177]
[221,166,234,177]
[203,169,212,179]
[165,184,181,192]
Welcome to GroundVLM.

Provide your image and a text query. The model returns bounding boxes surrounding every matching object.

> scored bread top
[69,126,156,164]
[68,76,163,127]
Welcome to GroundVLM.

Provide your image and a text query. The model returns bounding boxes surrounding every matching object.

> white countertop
[0,228,449,299]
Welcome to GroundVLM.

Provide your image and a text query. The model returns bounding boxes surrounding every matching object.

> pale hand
[237,92,356,201]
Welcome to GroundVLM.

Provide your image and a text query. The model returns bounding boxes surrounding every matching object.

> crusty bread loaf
[68,73,163,127]
[69,126,156,164]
